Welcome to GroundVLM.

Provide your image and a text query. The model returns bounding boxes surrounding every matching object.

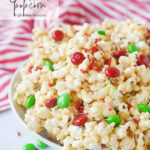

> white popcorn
[101,136,109,144]
[72,140,83,149]
[78,59,89,70]
[68,125,83,138]
[36,107,52,119]
[120,137,135,150]
[14,20,150,150]
[89,143,101,150]
[116,126,127,139]
[52,66,69,79]
[94,51,102,60]
[25,109,43,133]
[95,122,114,136]
[136,41,149,49]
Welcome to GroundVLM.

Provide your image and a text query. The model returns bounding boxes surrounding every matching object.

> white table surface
[0,109,52,150]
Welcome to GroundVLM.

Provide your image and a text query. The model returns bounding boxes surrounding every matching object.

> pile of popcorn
[13,20,150,150]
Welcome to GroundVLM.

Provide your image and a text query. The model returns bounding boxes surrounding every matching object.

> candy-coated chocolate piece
[113,50,126,58]
[36,140,48,148]
[97,30,105,35]
[23,144,36,150]
[106,116,121,126]
[43,61,53,71]
[71,52,85,65]
[57,94,70,108]
[138,54,149,66]
[26,96,36,109]
[128,44,139,53]
[52,30,64,41]
[105,67,120,78]
[73,115,88,126]
[137,104,150,113]
[45,98,57,108]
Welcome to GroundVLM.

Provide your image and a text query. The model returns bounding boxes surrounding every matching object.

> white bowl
[9,61,61,150]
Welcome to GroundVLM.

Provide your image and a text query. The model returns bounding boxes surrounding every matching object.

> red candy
[119,90,124,95]
[87,54,89,59]
[133,118,139,124]
[80,69,85,74]
[128,104,132,110]
[71,52,85,65]
[148,29,150,37]
[17,132,21,136]
[84,48,87,53]
[88,59,95,70]
[76,101,80,110]
[73,115,88,126]
[85,33,91,37]
[28,66,33,73]
[105,67,120,78]
[113,50,126,58]
[94,68,102,72]
[102,119,106,122]
[91,47,98,55]
[45,98,57,108]
[76,101,84,113]
[108,107,112,111]
[132,64,136,67]
[52,30,64,41]
[78,106,84,113]
[95,40,98,44]
[96,121,100,124]
[104,57,111,66]
[78,113,88,116]
[138,54,149,67]
[49,83,53,87]
[35,66,42,71]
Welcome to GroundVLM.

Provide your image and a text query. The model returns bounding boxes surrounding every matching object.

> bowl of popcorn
[10,20,150,150]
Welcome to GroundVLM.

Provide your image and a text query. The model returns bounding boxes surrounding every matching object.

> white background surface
[0,109,51,150]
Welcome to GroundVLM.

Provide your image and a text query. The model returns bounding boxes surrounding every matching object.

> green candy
[36,139,48,148]
[106,116,121,126]
[128,44,139,53]
[43,60,53,71]
[23,144,36,150]
[57,94,70,108]
[97,30,105,35]
[137,104,150,113]
[26,96,36,109]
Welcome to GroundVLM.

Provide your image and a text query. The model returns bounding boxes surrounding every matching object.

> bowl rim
[9,59,61,150]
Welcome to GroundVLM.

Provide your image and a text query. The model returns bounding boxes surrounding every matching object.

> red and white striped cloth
[1,0,150,111]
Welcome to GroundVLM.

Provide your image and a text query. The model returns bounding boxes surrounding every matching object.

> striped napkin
[1,0,150,111]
